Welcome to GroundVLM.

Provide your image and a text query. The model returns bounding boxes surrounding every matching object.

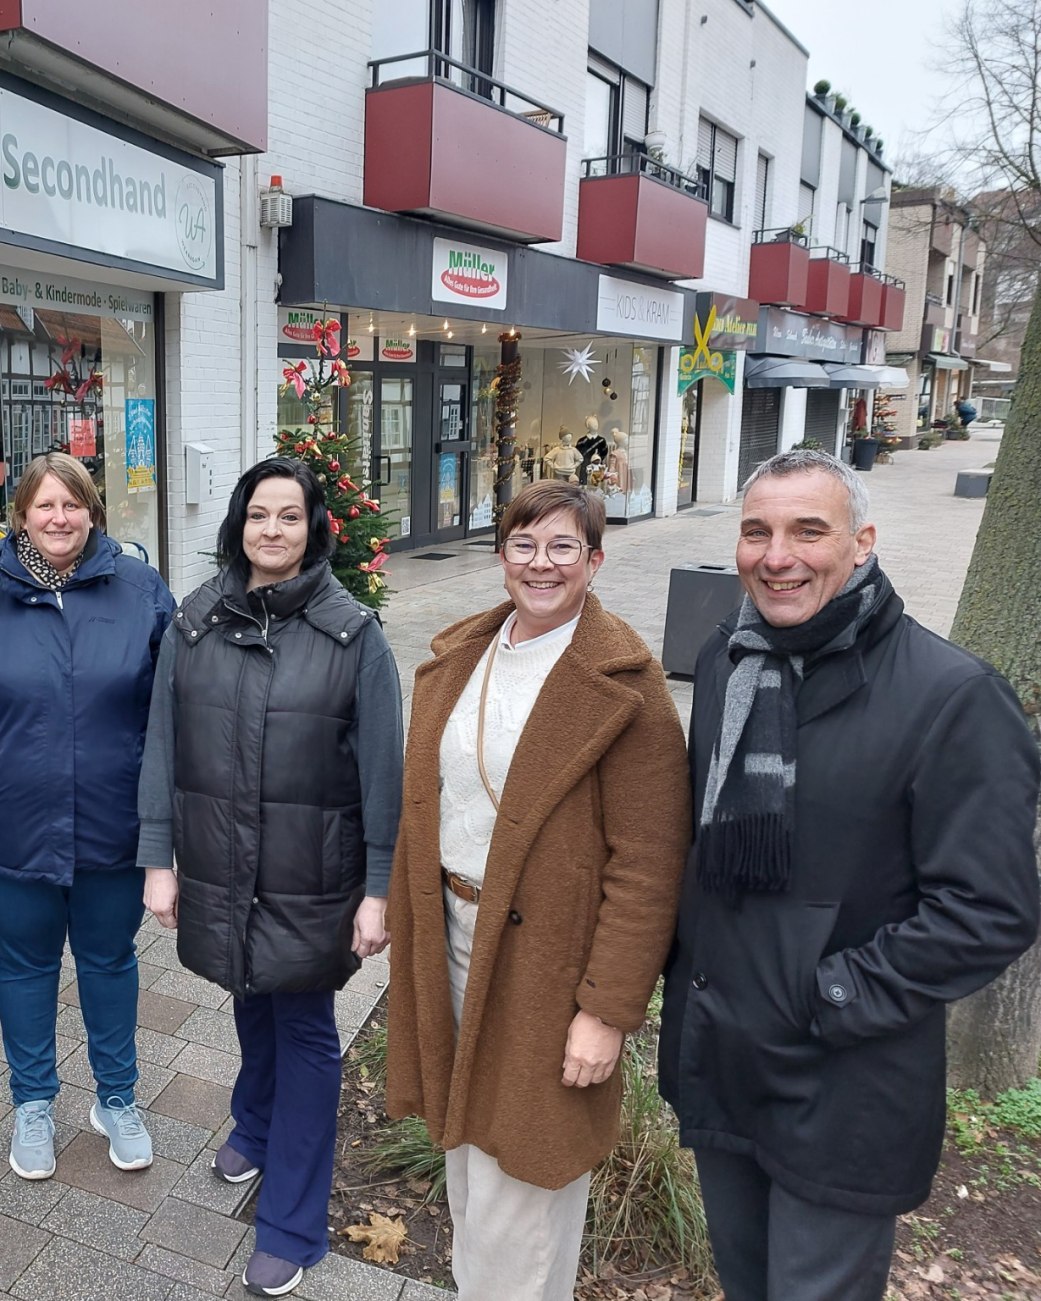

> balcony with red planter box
[844,264,886,327]
[880,275,906,332]
[364,50,567,244]
[748,228,810,309]
[576,155,708,280]
[803,247,851,317]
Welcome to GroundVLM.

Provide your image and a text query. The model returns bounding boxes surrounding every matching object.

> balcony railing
[364,49,567,243]
[581,152,707,197]
[368,49,565,133]
[577,153,708,279]
[753,226,811,247]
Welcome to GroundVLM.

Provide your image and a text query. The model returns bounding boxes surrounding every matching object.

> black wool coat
[659,592,1040,1216]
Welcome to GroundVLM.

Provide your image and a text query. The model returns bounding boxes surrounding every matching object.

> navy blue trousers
[0,867,143,1107]
[229,990,341,1267]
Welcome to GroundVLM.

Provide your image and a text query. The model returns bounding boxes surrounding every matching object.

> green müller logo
[2,133,167,217]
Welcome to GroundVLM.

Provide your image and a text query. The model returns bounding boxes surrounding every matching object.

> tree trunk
[946,283,1041,1097]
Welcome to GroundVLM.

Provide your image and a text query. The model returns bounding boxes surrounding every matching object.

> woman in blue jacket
[0,452,174,1181]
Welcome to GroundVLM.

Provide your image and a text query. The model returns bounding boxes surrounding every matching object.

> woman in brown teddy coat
[387,480,691,1301]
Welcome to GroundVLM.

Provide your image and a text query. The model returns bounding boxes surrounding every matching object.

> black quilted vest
[171,562,370,999]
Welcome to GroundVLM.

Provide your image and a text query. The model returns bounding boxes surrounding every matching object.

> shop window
[0,299,159,565]
[696,119,737,223]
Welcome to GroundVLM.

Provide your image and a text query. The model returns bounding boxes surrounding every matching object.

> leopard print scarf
[15,529,85,589]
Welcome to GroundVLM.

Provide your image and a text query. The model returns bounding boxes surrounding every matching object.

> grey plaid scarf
[698,554,890,899]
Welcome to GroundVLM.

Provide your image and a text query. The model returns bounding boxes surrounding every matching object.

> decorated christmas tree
[276,318,392,609]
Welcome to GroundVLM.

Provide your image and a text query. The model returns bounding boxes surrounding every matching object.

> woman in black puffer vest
[137,459,403,1298]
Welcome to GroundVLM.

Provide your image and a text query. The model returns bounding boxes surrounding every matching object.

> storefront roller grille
[738,386,782,487]
[804,388,842,449]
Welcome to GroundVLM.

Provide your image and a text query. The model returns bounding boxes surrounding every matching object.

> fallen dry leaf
[342,1211,408,1263]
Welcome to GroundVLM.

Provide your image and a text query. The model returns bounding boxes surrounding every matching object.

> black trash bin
[851,437,879,471]
[661,564,743,676]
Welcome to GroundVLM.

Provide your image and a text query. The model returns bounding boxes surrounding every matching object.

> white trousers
[443,887,591,1301]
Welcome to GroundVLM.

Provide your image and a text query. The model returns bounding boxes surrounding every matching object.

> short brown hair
[500,481,606,550]
[10,452,106,535]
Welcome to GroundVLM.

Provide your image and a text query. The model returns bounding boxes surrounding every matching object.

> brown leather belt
[442,868,481,904]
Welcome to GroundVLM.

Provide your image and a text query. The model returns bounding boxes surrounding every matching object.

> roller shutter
[739,386,781,487]
[804,389,841,449]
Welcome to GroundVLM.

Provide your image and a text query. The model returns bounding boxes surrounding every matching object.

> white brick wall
[160,0,905,585]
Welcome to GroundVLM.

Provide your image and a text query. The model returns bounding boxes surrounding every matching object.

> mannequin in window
[543,430,582,483]
[607,430,632,495]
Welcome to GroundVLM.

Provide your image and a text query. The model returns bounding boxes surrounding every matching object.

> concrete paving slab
[137,961,166,990]
[8,1235,170,1301]
[135,1242,234,1297]
[40,1185,150,1261]
[138,988,196,1035]
[0,1169,69,1227]
[399,1282,457,1300]
[177,1008,239,1057]
[142,1111,212,1167]
[150,969,231,1009]
[136,1026,190,1069]
[55,1131,183,1213]
[170,1151,252,1217]
[139,1194,247,1268]
[167,1043,241,1090]
[150,1076,232,1132]
[0,1210,49,1290]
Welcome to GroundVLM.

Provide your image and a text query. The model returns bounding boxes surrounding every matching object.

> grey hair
[742,449,870,531]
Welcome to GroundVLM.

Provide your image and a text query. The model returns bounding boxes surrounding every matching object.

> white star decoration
[559,343,601,384]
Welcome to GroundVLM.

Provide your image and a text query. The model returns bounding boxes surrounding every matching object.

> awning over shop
[869,365,910,387]
[744,356,831,388]
[974,357,1013,372]
[821,363,882,390]
[927,353,969,371]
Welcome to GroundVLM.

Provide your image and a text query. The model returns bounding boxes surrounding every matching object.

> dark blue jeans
[0,867,144,1107]
[229,990,341,1267]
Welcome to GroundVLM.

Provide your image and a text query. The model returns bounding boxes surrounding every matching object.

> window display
[0,295,159,564]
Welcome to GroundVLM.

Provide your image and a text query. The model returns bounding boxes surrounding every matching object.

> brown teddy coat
[386,595,692,1189]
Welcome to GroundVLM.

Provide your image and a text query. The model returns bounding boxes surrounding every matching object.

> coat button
[691,971,708,990]
[211,614,219,623]
[234,631,242,639]
[828,983,848,1003]
[252,896,259,905]
[30,596,37,603]
[508,910,523,925]
[189,629,198,637]
[340,631,348,638]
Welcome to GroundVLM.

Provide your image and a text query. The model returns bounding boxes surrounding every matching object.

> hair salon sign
[431,237,507,310]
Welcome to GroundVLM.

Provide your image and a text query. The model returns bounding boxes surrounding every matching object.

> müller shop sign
[431,237,507,310]
[0,82,221,285]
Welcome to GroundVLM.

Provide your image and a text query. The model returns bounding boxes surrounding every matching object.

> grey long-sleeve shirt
[136,617,404,896]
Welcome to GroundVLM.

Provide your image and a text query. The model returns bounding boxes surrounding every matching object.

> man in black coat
[659,449,1040,1301]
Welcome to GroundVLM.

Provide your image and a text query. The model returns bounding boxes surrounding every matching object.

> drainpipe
[240,154,259,472]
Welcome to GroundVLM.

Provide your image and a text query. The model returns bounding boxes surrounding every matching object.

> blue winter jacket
[0,528,175,885]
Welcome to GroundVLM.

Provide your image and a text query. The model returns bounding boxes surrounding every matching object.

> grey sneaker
[10,1100,56,1180]
[212,1141,260,1183]
[243,1250,304,1296]
[89,1096,153,1171]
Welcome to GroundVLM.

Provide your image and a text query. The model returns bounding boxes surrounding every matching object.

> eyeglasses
[501,536,591,566]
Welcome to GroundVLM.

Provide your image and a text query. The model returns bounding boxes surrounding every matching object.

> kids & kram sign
[0,81,220,285]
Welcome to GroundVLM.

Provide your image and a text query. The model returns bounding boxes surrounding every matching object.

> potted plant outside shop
[851,427,879,471]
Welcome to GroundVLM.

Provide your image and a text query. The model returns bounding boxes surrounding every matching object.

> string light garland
[492,331,522,532]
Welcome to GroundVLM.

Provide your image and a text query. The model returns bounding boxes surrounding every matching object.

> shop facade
[277,201,698,550]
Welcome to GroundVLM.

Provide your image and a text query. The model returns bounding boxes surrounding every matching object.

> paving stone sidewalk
[0,431,998,1299]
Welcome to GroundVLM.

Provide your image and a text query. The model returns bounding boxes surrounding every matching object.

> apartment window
[834,203,851,251]
[798,183,816,238]
[860,222,878,271]
[584,54,649,174]
[971,273,981,315]
[696,119,738,222]
[754,154,770,232]
[946,272,955,306]
[434,0,495,75]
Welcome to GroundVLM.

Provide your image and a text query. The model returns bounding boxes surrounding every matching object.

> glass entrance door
[379,375,414,541]
[433,377,470,541]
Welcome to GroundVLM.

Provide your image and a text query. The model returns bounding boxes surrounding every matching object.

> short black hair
[216,457,333,580]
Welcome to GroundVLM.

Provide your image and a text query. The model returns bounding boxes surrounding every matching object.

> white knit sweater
[439,612,578,887]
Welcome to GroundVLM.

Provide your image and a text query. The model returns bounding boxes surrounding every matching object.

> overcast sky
[763,0,960,173]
